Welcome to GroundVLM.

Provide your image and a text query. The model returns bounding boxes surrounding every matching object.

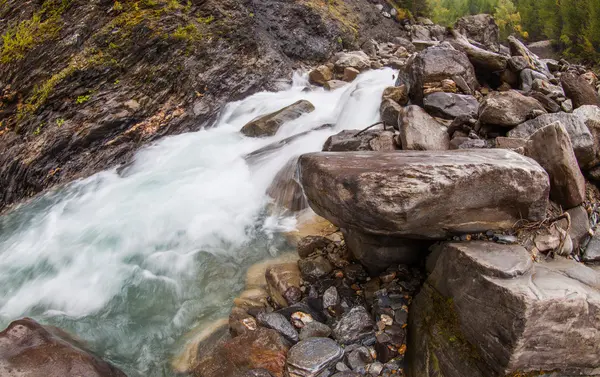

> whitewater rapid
[0,68,396,376]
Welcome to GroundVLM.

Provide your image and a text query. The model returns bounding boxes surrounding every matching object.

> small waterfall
[0,68,396,376]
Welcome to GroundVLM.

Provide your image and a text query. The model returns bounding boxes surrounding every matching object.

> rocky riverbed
[2,5,600,377]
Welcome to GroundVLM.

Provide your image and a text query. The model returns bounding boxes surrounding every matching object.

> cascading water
[0,68,396,376]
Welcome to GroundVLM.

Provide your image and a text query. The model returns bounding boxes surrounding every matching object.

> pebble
[323,286,340,308]
[257,311,299,343]
[299,321,332,341]
[291,311,314,328]
[333,306,375,345]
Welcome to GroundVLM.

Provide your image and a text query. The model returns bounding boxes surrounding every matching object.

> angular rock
[333,306,375,345]
[584,231,600,263]
[520,68,549,92]
[266,157,306,212]
[495,136,527,151]
[508,112,595,168]
[382,85,409,105]
[574,105,600,163]
[398,105,450,150]
[195,327,289,377]
[298,321,332,341]
[557,206,591,251]
[478,90,546,127]
[286,338,343,377]
[309,65,334,86]
[528,91,560,113]
[508,36,552,79]
[449,136,486,150]
[265,263,301,308]
[379,99,403,129]
[298,255,333,282]
[323,286,340,308]
[342,228,429,274]
[397,45,478,104]
[347,346,373,372]
[409,241,600,377]
[297,235,331,259]
[241,100,315,137]
[454,14,500,53]
[561,72,600,109]
[299,150,549,239]
[230,307,258,337]
[333,51,371,72]
[508,56,529,72]
[323,129,397,152]
[448,29,507,72]
[525,122,585,209]
[343,67,360,82]
[0,318,126,377]
[423,92,479,119]
[324,80,348,91]
[257,312,299,343]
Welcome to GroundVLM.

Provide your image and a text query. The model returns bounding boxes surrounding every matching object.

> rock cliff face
[0,0,403,211]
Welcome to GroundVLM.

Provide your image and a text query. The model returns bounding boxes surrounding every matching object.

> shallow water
[0,69,396,376]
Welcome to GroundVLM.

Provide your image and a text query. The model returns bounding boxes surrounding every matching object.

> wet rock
[240,369,275,377]
[266,157,307,212]
[524,122,585,209]
[409,241,600,377]
[172,318,230,374]
[234,288,270,309]
[343,67,360,82]
[561,72,600,109]
[299,150,549,240]
[230,307,258,337]
[0,318,127,377]
[333,306,375,345]
[241,100,315,137]
[508,112,595,169]
[323,286,340,308]
[342,228,429,274]
[397,45,478,104]
[323,129,397,152]
[382,85,409,105]
[257,312,299,343]
[347,346,374,372]
[423,92,479,120]
[298,321,332,341]
[286,338,344,377]
[266,263,301,308]
[298,255,333,282]
[333,51,371,72]
[397,105,450,150]
[379,99,404,129]
[533,78,564,99]
[194,327,289,377]
[478,90,546,127]
[325,80,348,91]
[309,65,334,86]
[297,236,332,259]
[454,14,500,53]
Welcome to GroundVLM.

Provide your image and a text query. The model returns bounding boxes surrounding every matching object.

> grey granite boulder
[423,92,479,119]
[408,241,600,377]
[478,90,546,127]
[286,338,344,377]
[299,150,549,239]
[508,112,596,169]
[398,105,450,150]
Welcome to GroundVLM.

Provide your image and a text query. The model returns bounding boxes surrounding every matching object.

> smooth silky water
[0,69,396,376]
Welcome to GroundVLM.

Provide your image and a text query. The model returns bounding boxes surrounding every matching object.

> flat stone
[286,338,344,377]
[397,105,449,150]
[479,90,546,127]
[525,122,585,209]
[299,150,549,239]
[257,311,299,343]
[409,241,600,377]
[508,112,595,169]
[423,92,479,119]
[265,263,301,308]
[298,321,332,341]
[332,306,375,345]
[241,100,315,137]
[323,129,397,152]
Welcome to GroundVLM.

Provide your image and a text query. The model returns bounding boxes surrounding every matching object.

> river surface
[0,69,395,376]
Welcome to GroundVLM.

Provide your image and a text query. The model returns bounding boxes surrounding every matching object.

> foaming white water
[0,68,396,375]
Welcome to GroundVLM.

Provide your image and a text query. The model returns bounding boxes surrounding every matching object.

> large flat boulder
[298,150,549,239]
[408,241,600,377]
[423,92,479,119]
[0,318,126,377]
[241,100,315,137]
[508,112,596,169]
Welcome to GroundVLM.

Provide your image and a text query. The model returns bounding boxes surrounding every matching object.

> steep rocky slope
[0,0,403,211]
